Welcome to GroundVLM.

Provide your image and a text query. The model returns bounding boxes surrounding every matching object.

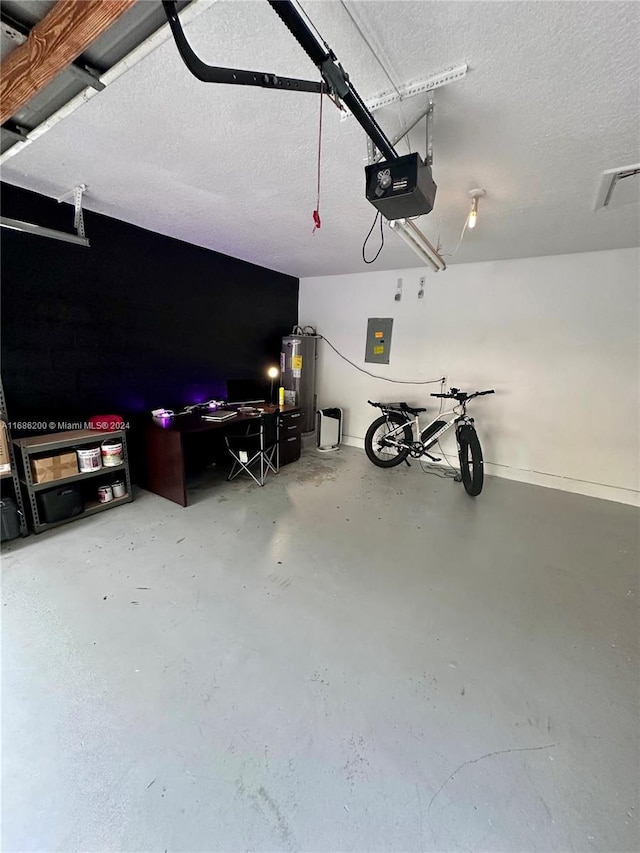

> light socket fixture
[467,188,485,229]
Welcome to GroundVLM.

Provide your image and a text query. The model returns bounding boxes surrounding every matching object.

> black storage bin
[1,497,21,541]
[39,486,83,524]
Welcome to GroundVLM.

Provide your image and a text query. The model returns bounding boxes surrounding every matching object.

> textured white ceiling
[2,0,639,277]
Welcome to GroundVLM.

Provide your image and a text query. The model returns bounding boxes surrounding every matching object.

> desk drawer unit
[279,409,302,466]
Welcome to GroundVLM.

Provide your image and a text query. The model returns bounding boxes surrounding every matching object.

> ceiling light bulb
[466,188,485,230]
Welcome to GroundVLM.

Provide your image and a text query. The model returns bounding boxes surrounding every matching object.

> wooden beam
[0,0,137,124]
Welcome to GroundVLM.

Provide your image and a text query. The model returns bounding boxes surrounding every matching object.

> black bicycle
[364,388,495,496]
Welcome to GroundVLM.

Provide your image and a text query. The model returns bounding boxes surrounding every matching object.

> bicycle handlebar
[430,389,495,400]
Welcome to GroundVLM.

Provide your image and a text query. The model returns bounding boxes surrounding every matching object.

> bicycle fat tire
[458,426,484,496]
[364,413,412,468]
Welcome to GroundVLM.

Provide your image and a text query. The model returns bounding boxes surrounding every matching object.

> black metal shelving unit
[0,378,28,537]
[14,428,132,534]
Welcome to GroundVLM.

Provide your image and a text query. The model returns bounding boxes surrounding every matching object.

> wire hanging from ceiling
[362,210,385,263]
[293,0,331,52]
[338,1,401,96]
[338,0,412,153]
[442,212,471,258]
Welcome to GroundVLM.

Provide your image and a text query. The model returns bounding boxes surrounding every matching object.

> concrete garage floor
[2,445,639,853]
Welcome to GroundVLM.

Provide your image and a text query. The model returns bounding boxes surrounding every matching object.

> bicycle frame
[379,404,472,457]
[366,388,493,493]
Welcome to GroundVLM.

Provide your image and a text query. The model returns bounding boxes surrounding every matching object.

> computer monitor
[226,378,267,405]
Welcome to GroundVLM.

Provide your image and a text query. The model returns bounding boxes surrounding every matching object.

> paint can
[97,485,113,503]
[77,445,102,472]
[101,439,123,467]
[111,480,126,498]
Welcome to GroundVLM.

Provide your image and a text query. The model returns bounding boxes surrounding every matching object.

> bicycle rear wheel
[364,413,412,467]
[458,426,484,496]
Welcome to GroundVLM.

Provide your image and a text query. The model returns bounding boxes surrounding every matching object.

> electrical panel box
[365,318,393,364]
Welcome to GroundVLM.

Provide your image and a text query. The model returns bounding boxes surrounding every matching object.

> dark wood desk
[143,405,302,506]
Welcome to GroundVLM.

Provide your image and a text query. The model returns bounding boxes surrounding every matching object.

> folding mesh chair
[225,412,279,486]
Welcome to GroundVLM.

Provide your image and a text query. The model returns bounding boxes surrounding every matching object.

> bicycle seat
[386,402,427,415]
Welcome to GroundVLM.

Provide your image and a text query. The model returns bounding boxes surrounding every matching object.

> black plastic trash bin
[1,497,21,541]
[39,486,83,524]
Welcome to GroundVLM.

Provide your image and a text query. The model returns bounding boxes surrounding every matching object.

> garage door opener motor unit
[365,153,436,219]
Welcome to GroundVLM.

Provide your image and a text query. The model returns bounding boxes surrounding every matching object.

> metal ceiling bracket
[56,183,86,202]
[595,165,640,210]
[341,64,467,120]
[73,185,87,238]
[1,119,29,141]
[366,137,379,165]
[1,184,90,247]
[372,99,434,165]
[55,183,89,241]
[426,99,434,166]
[66,63,106,92]
[1,18,27,45]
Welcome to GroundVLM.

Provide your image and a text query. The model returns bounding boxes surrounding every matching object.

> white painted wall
[300,248,640,505]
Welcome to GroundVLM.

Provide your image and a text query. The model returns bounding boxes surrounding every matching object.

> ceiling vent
[594,164,640,211]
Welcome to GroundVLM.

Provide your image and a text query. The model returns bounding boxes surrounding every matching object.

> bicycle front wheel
[364,414,412,468]
[458,426,484,496]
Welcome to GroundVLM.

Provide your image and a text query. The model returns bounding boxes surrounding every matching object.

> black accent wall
[1,183,298,426]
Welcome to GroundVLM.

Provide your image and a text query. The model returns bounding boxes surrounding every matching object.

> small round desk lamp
[267,366,279,404]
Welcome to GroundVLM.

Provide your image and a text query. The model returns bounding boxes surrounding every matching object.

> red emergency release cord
[312,87,324,233]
